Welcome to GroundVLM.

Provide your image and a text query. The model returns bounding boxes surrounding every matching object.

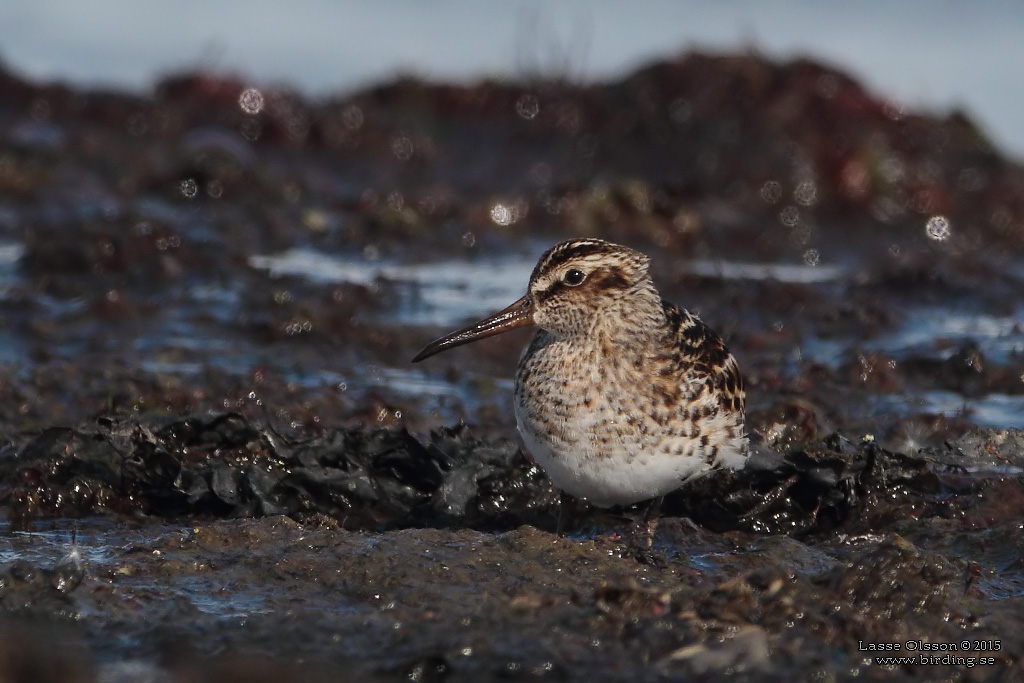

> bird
[412,238,748,544]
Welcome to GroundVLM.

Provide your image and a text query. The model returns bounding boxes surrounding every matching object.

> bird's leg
[622,496,667,565]
[555,490,573,536]
[637,495,664,548]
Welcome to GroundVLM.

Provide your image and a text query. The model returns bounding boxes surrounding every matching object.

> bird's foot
[622,496,667,565]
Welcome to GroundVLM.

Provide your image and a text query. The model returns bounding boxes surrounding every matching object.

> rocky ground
[0,51,1022,680]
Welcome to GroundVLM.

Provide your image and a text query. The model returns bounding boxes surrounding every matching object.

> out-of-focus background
[3,0,1023,158]
[2,3,1024,681]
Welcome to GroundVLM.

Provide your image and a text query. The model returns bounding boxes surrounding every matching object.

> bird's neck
[588,285,666,349]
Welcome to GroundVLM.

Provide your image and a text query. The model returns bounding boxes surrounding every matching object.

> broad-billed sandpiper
[413,238,748,541]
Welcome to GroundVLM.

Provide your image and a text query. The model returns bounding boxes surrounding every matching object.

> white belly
[513,383,747,508]
[518,422,691,506]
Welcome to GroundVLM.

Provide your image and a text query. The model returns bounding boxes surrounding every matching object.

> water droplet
[341,104,364,130]
[802,248,820,267]
[925,215,951,241]
[794,181,818,207]
[238,87,265,115]
[760,180,782,204]
[779,205,800,227]
[179,178,198,198]
[491,201,512,225]
[515,94,539,120]
[461,231,476,247]
[489,201,518,226]
[391,134,414,161]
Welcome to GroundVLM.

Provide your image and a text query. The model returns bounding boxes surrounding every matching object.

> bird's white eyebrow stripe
[538,254,618,282]
[531,239,618,280]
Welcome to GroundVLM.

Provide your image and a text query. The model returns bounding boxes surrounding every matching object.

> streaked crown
[527,238,662,338]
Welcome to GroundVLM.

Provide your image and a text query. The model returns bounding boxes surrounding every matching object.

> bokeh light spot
[391,134,414,161]
[490,203,514,226]
[779,205,800,227]
[794,181,818,207]
[515,94,539,120]
[238,88,265,115]
[179,178,198,199]
[925,215,951,241]
[760,180,782,204]
[490,200,526,227]
[341,104,364,130]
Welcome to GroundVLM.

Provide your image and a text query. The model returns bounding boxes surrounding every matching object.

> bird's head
[412,238,658,362]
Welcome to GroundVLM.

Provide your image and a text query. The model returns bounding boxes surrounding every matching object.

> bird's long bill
[412,295,535,362]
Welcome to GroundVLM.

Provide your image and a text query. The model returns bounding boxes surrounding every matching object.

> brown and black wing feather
[662,299,745,413]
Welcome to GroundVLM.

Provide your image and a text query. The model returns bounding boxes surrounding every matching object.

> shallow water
[250,247,537,326]
[2,233,1021,431]
[248,245,1024,429]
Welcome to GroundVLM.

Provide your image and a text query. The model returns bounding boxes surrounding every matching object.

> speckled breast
[512,331,747,507]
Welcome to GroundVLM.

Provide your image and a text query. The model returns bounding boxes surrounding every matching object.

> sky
[1,0,1021,159]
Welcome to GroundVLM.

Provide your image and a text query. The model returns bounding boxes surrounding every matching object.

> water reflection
[249,247,534,325]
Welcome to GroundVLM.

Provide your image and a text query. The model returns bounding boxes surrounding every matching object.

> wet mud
[1,51,1023,680]
[2,422,1023,681]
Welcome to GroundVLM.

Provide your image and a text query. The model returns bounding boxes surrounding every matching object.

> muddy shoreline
[1,50,1023,680]
[2,417,1022,681]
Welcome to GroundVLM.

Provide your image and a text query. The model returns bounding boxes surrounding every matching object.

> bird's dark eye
[562,268,586,286]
